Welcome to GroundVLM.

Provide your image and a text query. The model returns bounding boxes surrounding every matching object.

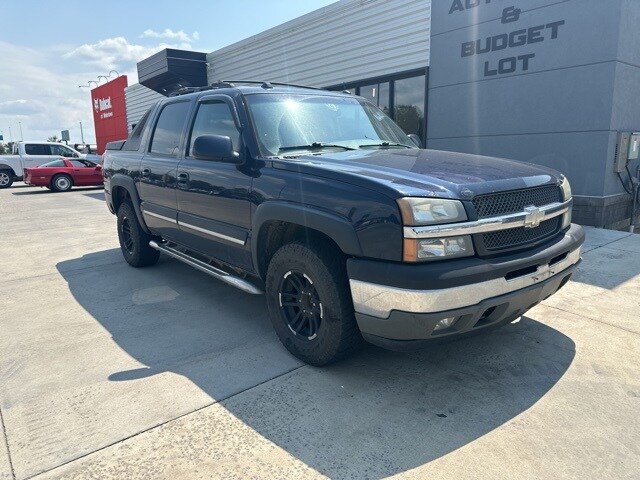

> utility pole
[79,122,85,144]
[18,121,23,141]
[8,125,13,142]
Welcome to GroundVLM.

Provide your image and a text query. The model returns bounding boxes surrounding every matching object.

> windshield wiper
[278,142,356,153]
[358,142,414,149]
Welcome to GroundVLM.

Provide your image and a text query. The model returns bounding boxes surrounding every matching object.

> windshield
[245,93,416,157]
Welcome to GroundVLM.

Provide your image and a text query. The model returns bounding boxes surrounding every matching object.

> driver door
[175,95,252,270]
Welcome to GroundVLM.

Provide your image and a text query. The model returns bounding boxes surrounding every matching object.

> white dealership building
[124,0,640,230]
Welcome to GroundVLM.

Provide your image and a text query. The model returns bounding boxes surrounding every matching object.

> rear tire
[265,241,362,366]
[0,170,13,189]
[116,202,160,267]
[51,174,73,192]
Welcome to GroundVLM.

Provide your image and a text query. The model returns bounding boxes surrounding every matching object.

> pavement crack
[24,364,305,480]
[583,234,634,254]
[542,303,640,336]
[0,405,17,480]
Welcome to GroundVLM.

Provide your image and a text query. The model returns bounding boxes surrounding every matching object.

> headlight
[560,176,572,201]
[404,235,474,262]
[397,198,467,226]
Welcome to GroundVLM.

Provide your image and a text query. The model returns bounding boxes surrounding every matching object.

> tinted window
[40,159,66,167]
[70,160,89,168]
[149,102,191,156]
[124,108,152,151]
[25,144,51,155]
[188,101,240,157]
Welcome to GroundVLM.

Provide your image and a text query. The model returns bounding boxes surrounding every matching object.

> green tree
[47,135,60,142]
[1,142,15,155]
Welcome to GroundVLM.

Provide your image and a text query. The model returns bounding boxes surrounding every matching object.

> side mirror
[193,135,242,164]
[408,134,422,148]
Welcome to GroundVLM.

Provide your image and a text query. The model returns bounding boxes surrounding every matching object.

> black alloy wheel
[116,201,160,267]
[278,270,324,340]
[120,215,135,255]
[265,241,362,365]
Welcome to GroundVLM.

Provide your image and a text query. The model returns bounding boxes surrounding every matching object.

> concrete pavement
[1,185,638,479]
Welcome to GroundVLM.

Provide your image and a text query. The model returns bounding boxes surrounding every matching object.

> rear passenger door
[22,143,55,168]
[139,99,193,241]
[175,95,253,269]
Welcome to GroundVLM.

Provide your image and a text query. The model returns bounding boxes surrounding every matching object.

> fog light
[433,317,457,331]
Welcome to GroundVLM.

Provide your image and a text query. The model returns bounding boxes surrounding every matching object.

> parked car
[24,158,103,191]
[102,82,584,366]
[0,141,87,189]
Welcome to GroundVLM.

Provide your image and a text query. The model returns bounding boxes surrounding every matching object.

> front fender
[252,201,362,277]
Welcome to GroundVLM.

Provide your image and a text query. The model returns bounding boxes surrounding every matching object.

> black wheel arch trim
[252,201,362,278]
[109,174,151,234]
[0,164,19,177]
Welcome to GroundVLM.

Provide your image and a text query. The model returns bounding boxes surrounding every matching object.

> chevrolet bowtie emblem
[523,206,544,228]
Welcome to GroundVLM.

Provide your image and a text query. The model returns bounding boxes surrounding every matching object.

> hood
[272,148,562,199]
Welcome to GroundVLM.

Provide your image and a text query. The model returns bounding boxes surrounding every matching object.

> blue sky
[0,0,336,144]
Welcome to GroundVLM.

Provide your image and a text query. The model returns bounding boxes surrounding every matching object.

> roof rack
[167,80,323,97]
[220,80,323,90]
[167,85,218,97]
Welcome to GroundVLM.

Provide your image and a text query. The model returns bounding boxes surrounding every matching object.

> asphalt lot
[1,184,639,480]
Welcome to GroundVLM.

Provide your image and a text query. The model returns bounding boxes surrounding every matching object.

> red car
[24,158,103,192]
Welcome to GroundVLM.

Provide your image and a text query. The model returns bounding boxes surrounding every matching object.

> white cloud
[141,28,199,43]
[0,100,40,115]
[1,29,201,145]
[63,36,193,71]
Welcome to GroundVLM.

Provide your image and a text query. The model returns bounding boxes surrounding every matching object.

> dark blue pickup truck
[103,81,584,365]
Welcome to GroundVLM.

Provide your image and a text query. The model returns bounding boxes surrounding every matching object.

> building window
[394,76,425,141]
[360,82,390,115]
[326,69,427,144]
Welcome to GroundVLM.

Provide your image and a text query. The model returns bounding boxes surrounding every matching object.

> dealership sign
[453,3,565,77]
[94,96,113,119]
[90,75,128,154]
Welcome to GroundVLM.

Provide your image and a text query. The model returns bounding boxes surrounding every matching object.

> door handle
[141,168,150,177]
[177,172,189,183]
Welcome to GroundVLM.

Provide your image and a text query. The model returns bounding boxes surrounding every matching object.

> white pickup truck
[0,141,87,189]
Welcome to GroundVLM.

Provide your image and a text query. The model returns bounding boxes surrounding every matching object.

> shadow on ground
[83,192,105,201]
[56,249,575,478]
[11,186,103,196]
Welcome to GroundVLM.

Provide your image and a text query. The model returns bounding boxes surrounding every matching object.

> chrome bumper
[350,245,581,320]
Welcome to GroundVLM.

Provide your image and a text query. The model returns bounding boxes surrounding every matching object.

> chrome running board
[149,240,264,295]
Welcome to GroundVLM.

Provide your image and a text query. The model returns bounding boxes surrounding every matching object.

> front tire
[0,170,13,189]
[265,242,362,366]
[116,202,160,267]
[51,174,73,192]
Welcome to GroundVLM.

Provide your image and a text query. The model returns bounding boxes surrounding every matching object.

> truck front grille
[472,185,561,218]
[481,217,562,251]
[472,185,563,254]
